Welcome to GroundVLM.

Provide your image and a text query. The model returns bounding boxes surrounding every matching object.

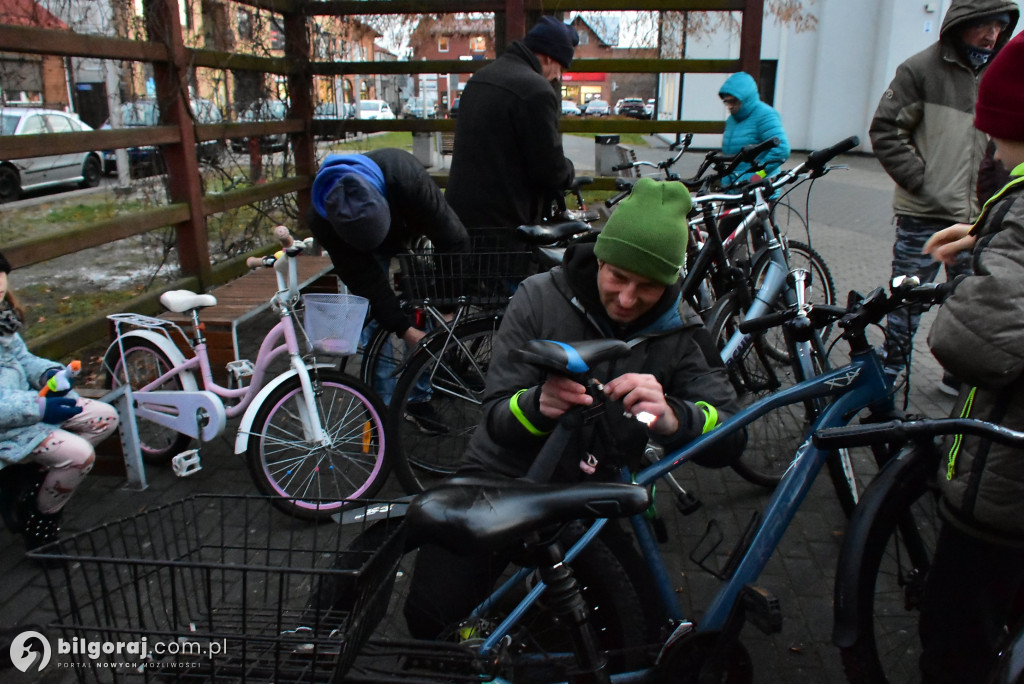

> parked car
[357,99,395,120]
[618,98,647,119]
[314,101,354,140]
[0,107,102,203]
[449,97,460,118]
[645,99,655,119]
[583,99,610,116]
[401,100,436,119]
[232,98,289,152]
[613,99,625,116]
[561,100,581,116]
[103,98,225,175]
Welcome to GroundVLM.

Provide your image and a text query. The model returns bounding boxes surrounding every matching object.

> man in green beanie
[404,178,743,639]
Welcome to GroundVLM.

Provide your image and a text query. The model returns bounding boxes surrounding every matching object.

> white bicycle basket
[302,293,369,356]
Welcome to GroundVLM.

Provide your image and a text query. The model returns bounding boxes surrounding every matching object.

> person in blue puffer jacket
[717,71,791,189]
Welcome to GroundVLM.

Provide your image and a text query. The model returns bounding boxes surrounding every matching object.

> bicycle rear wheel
[838,447,940,684]
[104,337,192,463]
[245,369,389,521]
[390,314,501,494]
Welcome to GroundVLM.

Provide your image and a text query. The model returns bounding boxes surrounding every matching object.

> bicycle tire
[390,314,501,494]
[838,447,939,684]
[245,369,390,521]
[104,336,192,463]
[353,519,655,679]
[707,292,823,490]
[358,324,408,406]
[750,239,837,362]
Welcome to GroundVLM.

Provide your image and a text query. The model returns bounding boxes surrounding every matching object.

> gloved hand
[37,397,82,424]
[40,366,74,397]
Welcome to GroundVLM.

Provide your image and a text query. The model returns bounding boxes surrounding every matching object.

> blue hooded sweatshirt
[718,72,790,187]
[311,154,387,219]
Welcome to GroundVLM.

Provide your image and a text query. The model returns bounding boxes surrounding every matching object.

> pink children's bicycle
[102,226,389,520]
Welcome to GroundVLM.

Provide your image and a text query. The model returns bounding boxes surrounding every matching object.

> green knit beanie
[594,178,691,285]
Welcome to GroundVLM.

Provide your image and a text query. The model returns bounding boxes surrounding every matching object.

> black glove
[39,397,82,424]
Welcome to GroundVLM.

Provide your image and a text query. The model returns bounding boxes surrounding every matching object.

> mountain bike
[815,418,1024,684]
[102,226,389,520]
[336,276,949,683]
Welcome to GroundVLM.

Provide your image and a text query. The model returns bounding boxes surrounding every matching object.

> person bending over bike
[0,252,118,553]
[308,149,469,421]
[404,178,745,638]
[917,31,1024,684]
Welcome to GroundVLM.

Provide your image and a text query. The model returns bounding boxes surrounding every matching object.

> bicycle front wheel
[751,239,837,362]
[104,336,192,463]
[839,449,940,684]
[246,369,389,521]
[390,314,501,494]
[707,291,822,489]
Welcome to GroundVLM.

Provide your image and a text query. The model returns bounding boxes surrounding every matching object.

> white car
[583,99,610,116]
[645,99,655,119]
[0,107,102,203]
[561,100,581,116]
[358,100,395,120]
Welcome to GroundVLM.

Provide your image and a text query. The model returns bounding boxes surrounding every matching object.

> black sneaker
[404,402,450,435]
[937,372,961,397]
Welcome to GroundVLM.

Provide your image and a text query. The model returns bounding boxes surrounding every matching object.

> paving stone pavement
[2,141,959,684]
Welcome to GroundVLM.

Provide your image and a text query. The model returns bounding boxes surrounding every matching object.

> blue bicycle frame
[472,344,893,675]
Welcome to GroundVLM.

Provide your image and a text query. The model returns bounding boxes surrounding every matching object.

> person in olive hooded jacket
[869,0,1019,392]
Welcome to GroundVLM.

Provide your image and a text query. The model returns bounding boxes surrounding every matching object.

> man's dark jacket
[445,41,575,229]
[459,241,743,481]
[307,148,468,337]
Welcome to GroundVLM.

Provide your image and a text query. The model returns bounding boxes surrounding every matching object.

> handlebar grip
[813,420,906,449]
[273,225,294,249]
[741,137,781,161]
[605,189,630,208]
[611,162,634,172]
[572,175,595,187]
[246,256,267,269]
[806,136,860,171]
[737,309,793,336]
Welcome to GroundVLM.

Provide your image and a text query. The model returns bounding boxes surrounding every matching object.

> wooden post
[286,8,314,229]
[739,0,764,78]
[142,0,212,286]
[504,0,526,48]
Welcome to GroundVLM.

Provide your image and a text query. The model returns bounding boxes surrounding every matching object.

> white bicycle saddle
[160,290,218,313]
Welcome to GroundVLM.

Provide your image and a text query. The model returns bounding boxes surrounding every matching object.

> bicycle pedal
[740,584,782,635]
[675,490,702,515]
[171,449,202,477]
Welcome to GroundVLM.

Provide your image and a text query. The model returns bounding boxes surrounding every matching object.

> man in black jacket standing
[308,148,468,422]
[445,16,578,229]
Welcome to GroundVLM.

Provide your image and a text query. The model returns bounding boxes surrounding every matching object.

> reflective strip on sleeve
[946,386,977,481]
[695,401,719,434]
[510,389,550,437]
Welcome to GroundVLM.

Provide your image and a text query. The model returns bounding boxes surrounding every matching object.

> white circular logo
[10,630,51,673]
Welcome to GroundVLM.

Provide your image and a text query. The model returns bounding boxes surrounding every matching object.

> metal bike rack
[100,384,148,491]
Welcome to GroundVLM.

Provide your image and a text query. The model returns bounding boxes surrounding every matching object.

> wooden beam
[4,205,192,269]
[203,177,310,216]
[313,58,739,76]
[306,0,744,13]
[1,126,179,159]
[739,0,764,76]
[190,48,291,75]
[0,25,166,62]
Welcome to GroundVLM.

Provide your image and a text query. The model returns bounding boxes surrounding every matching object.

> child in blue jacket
[718,71,791,188]
[0,253,118,551]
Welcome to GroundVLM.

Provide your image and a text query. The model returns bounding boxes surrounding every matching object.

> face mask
[965,44,994,68]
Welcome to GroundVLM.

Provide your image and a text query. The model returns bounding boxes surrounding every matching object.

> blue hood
[312,154,387,219]
[719,72,760,122]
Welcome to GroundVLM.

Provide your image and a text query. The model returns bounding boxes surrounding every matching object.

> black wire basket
[396,227,537,307]
[28,494,405,683]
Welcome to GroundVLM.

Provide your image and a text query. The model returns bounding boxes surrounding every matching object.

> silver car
[0,107,102,203]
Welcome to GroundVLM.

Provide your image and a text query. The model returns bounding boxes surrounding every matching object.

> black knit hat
[523,16,579,69]
[0,252,10,274]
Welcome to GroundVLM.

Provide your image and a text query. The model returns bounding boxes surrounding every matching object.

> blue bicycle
[325,275,947,683]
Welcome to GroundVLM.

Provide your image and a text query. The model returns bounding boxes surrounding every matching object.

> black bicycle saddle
[509,339,629,378]
[405,476,650,553]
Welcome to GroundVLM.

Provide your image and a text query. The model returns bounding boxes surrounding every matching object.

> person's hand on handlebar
[924,223,976,265]
[603,373,679,436]
[539,375,593,420]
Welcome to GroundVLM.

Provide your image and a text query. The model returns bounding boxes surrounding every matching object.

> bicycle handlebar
[246,226,314,269]
[813,418,1024,450]
[805,136,859,175]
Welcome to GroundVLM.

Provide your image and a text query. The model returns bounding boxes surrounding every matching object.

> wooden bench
[160,254,337,383]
